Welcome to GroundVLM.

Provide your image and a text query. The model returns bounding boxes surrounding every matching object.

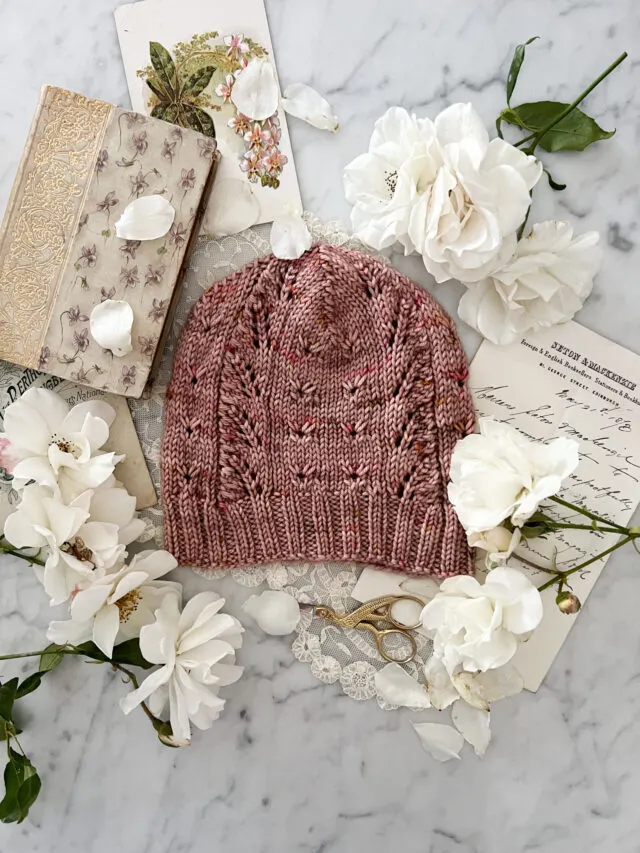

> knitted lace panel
[163,244,475,576]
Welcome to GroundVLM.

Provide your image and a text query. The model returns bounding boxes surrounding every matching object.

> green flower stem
[0,545,45,567]
[548,494,629,534]
[537,535,632,592]
[542,521,624,535]
[521,51,627,155]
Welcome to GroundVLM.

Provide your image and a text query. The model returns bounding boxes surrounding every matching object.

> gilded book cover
[0,85,218,398]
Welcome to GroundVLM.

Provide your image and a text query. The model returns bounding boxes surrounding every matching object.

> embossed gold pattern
[0,87,112,366]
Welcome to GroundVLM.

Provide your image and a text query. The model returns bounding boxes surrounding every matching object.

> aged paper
[354,322,640,691]
[115,0,302,234]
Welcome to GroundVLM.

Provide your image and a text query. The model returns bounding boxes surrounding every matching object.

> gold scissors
[301,595,424,664]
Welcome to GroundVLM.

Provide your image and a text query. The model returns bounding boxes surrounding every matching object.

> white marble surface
[1,1,640,851]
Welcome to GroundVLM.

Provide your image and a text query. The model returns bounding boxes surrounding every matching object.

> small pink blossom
[261,148,288,173]
[215,74,235,103]
[224,33,249,60]
[228,113,252,136]
[244,123,271,148]
[239,150,263,181]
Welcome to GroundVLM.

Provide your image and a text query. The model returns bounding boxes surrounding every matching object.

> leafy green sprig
[0,638,176,824]
[496,38,627,197]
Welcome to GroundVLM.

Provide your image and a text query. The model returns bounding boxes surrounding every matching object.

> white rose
[421,567,543,674]
[458,221,602,345]
[407,103,541,283]
[468,525,521,570]
[448,418,579,534]
[344,107,439,253]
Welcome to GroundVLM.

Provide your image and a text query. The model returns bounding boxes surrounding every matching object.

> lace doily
[132,215,432,707]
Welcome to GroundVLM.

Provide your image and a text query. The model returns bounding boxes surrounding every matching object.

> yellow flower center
[116,590,141,623]
[60,536,94,563]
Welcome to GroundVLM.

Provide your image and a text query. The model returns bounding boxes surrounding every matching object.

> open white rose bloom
[448,418,579,535]
[47,550,180,657]
[0,389,123,502]
[120,592,244,743]
[344,103,541,283]
[458,221,602,345]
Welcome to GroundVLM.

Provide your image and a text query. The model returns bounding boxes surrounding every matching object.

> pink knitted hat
[163,244,475,576]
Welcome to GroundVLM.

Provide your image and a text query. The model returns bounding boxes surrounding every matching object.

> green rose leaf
[39,643,65,673]
[16,673,43,700]
[181,104,215,137]
[506,36,539,106]
[183,65,216,97]
[0,749,41,824]
[72,642,110,663]
[149,41,178,99]
[110,639,154,670]
[504,101,615,152]
[0,679,18,724]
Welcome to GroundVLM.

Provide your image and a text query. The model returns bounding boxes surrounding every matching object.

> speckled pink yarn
[162,244,475,576]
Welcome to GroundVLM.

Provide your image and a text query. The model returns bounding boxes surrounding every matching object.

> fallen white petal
[203,179,260,237]
[242,590,300,635]
[281,83,339,132]
[115,195,175,241]
[451,700,491,757]
[90,300,134,357]
[411,721,464,762]
[270,209,312,260]
[375,663,431,709]
[399,576,441,604]
[230,59,279,121]
[423,654,459,710]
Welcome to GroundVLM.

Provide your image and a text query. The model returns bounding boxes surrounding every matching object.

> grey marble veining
[1,1,640,851]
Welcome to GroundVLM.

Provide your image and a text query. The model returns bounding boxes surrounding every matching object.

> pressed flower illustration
[148,298,168,323]
[136,32,288,187]
[138,335,158,357]
[120,265,140,288]
[197,137,217,159]
[144,264,165,286]
[96,149,109,173]
[121,364,137,387]
[74,244,97,269]
[120,240,142,261]
[96,191,119,221]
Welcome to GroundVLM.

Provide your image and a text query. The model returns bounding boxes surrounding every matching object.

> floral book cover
[114,0,303,236]
[0,85,218,398]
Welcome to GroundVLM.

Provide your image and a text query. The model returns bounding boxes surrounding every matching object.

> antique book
[0,85,218,398]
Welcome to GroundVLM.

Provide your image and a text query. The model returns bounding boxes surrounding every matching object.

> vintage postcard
[353,322,640,691]
[0,364,157,520]
[115,0,302,235]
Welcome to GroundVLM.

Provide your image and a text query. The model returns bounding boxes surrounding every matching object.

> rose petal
[281,83,339,132]
[115,195,175,241]
[411,721,464,762]
[451,700,491,757]
[374,663,431,709]
[203,179,260,237]
[423,655,459,710]
[270,208,312,260]
[242,590,300,635]
[230,59,279,121]
[90,300,134,358]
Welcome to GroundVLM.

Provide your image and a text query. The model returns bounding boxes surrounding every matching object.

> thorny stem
[522,52,627,155]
